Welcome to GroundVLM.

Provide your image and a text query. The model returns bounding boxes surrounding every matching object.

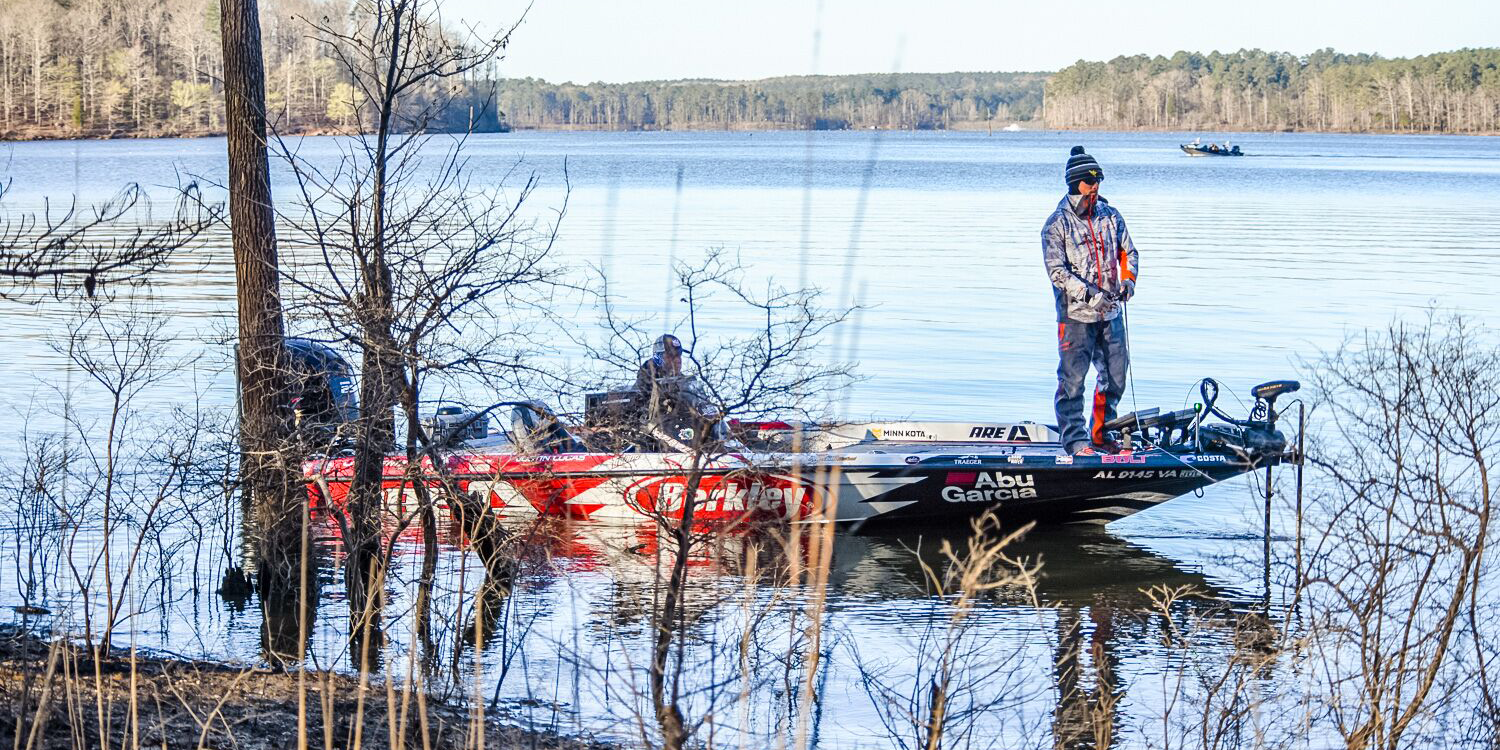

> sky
[438,0,1500,84]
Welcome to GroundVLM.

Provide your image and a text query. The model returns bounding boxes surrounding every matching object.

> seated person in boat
[632,334,715,450]
[636,333,687,392]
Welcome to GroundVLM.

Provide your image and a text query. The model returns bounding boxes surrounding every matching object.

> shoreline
[4,124,1497,143]
[0,625,612,750]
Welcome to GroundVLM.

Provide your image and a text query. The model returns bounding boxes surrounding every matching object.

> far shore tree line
[2,0,1498,137]
[1043,47,1500,133]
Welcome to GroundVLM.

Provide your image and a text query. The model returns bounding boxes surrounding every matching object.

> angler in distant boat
[1042,146,1139,456]
[1181,138,1243,156]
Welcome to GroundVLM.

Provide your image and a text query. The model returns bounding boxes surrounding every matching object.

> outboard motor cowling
[282,338,358,428]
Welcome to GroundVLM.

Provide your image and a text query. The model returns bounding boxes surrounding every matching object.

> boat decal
[1091,469,1190,479]
[622,473,819,521]
[842,471,927,502]
[967,425,1038,441]
[864,499,918,515]
[941,471,1038,502]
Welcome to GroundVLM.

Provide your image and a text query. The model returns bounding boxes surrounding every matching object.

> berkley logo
[624,475,815,520]
[968,425,1035,442]
[941,471,1038,502]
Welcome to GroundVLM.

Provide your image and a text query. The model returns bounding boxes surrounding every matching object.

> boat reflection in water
[831,525,1261,748]
[270,501,1273,746]
[436,514,1271,748]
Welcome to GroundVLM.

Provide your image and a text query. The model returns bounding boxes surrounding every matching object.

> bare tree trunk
[338,1,406,650]
[219,0,299,602]
[650,447,703,750]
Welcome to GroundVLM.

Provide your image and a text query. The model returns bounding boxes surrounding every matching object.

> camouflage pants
[1054,317,1129,451]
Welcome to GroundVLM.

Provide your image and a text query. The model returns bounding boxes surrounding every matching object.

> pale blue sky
[440,0,1500,83]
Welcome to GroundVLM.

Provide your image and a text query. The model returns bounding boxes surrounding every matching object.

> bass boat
[296,343,1299,528]
[1181,143,1243,157]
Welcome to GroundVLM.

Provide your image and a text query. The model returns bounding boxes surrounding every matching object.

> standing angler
[1042,146,1139,455]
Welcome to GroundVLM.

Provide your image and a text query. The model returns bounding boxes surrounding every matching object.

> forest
[493,72,1046,130]
[0,0,1497,137]
[1044,48,1500,133]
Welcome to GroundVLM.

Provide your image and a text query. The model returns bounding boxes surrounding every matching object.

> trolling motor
[1194,378,1300,461]
[1250,380,1301,428]
[1101,378,1300,460]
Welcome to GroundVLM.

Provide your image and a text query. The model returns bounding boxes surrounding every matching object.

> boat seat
[1101,408,1159,434]
[510,401,584,454]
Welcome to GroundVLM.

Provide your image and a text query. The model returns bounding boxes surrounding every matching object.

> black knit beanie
[1065,146,1103,189]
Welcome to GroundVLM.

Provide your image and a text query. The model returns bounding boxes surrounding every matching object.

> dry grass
[0,626,614,750]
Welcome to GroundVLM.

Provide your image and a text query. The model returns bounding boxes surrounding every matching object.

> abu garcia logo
[941,472,1037,503]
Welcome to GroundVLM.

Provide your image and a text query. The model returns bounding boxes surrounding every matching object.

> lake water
[2,130,1499,747]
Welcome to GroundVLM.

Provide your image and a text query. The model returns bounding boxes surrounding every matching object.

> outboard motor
[282,338,358,429]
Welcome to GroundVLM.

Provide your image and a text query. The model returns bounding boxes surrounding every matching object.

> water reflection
[825,526,1255,749]
[829,525,1237,607]
[271,503,1259,747]
[0,483,1266,748]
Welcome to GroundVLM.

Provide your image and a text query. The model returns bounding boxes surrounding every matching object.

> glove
[1063,277,1087,304]
[1120,280,1135,302]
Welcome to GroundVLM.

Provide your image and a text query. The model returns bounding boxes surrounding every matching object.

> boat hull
[1180,144,1242,157]
[304,442,1262,527]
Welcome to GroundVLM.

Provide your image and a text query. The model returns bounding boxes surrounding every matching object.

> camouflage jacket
[1041,195,1139,323]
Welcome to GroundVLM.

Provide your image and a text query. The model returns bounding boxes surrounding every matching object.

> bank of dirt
[1,626,613,750]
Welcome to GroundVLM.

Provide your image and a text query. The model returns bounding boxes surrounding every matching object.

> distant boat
[1002,123,1023,132]
[1181,143,1243,157]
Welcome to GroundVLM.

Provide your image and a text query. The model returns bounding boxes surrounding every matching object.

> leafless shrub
[0,180,219,300]
[1135,584,1292,750]
[4,419,69,613]
[526,250,860,749]
[1297,313,1498,748]
[261,0,561,670]
[852,513,1046,750]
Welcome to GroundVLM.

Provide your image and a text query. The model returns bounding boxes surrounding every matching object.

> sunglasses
[1080,176,1101,186]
